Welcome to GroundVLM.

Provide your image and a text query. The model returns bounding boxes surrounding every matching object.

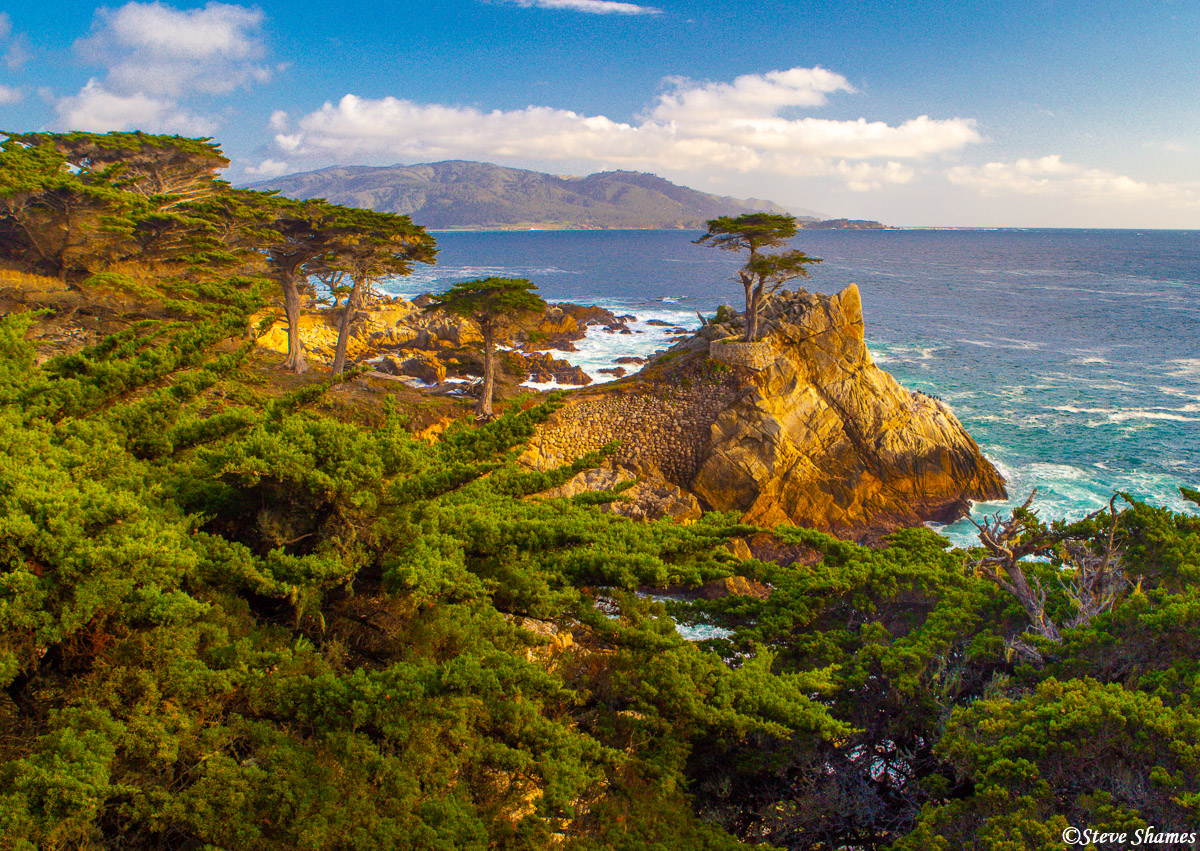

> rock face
[690,285,1006,537]
[521,285,1005,540]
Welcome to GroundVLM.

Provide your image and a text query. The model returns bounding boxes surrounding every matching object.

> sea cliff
[520,286,1006,539]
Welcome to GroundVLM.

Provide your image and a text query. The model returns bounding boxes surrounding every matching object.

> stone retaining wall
[709,338,775,370]
[523,376,741,484]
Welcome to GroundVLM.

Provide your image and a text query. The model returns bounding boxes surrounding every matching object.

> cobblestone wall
[709,338,775,370]
[524,376,742,485]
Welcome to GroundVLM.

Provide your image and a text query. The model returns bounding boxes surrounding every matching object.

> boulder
[524,307,584,350]
[381,353,445,384]
[538,463,702,524]
[524,351,593,385]
[693,576,771,601]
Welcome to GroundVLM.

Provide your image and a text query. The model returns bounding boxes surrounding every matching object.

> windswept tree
[425,277,546,417]
[0,131,237,278]
[326,207,437,375]
[4,131,229,211]
[695,213,821,342]
[0,138,143,280]
[256,196,340,374]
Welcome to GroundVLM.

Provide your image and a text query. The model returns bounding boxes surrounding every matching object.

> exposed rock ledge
[521,285,1006,540]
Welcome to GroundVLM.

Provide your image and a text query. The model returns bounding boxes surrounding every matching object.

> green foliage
[426,278,547,415]
[694,213,820,341]
[0,261,834,849]
[2,132,1199,851]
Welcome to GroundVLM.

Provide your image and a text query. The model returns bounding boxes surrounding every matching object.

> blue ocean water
[379,228,1200,544]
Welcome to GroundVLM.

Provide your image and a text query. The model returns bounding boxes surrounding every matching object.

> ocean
[378,228,1200,546]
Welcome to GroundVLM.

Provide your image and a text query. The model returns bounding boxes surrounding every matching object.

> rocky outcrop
[537,463,702,524]
[690,285,1006,537]
[523,286,1005,540]
[254,296,598,390]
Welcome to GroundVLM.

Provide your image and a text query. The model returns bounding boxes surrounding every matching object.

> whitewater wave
[1049,405,1200,424]
[1168,359,1200,381]
[522,305,701,387]
[958,337,1045,350]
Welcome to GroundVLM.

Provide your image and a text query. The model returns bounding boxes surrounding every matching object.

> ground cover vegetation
[1,131,1199,850]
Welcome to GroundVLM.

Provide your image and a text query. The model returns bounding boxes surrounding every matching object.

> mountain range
[247,161,827,230]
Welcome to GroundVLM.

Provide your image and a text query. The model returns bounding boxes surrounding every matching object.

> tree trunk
[477,324,495,418]
[282,273,308,374]
[745,280,765,342]
[1002,562,1063,643]
[331,277,363,375]
[742,273,756,342]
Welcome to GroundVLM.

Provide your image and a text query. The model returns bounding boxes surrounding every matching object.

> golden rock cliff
[522,285,1006,540]
[690,285,1006,538]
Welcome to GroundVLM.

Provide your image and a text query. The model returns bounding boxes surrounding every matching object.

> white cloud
[947,155,1200,205]
[269,109,289,131]
[276,67,980,189]
[0,11,31,71]
[57,78,215,134]
[1143,139,1189,154]
[56,2,271,134]
[5,35,31,71]
[653,67,854,122]
[245,158,290,177]
[833,161,915,192]
[75,1,270,97]
[495,0,659,14]
[0,84,20,106]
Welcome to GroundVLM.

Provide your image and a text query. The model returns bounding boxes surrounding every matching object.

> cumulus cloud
[244,158,290,177]
[0,84,20,106]
[275,67,979,189]
[56,78,215,134]
[57,2,270,133]
[494,0,660,14]
[653,67,854,122]
[947,155,1200,204]
[75,1,270,97]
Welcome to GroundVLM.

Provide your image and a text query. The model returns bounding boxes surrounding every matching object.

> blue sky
[2,0,1198,227]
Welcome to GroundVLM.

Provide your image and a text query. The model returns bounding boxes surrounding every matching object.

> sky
[1,0,1198,227]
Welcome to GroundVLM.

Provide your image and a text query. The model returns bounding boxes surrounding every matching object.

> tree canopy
[695,213,821,341]
[3,131,229,210]
[425,277,546,416]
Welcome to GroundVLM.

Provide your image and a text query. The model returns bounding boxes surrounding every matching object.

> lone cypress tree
[694,213,821,342]
[425,277,546,417]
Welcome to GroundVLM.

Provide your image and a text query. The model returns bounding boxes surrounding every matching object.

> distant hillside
[247,161,822,230]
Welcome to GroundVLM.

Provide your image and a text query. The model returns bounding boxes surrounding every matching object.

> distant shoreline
[427,220,893,233]
[426,225,1200,234]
